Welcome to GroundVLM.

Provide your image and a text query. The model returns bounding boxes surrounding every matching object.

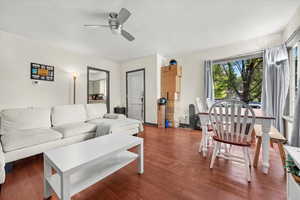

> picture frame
[30,63,54,81]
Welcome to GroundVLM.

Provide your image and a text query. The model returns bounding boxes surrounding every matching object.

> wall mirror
[87,66,110,112]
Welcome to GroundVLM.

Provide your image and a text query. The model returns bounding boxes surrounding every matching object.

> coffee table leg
[43,155,52,199]
[61,173,71,200]
[137,141,144,174]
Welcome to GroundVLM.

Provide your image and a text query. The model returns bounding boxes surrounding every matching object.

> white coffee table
[43,134,144,200]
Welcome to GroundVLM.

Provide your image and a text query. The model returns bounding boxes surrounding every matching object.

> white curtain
[204,60,214,100]
[262,44,289,133]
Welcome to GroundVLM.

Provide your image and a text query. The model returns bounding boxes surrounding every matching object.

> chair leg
[278,143,286,171]
[210,142,219,169]
[243,147,251,182]
[246,147,251,167]
[198,137,203,153]
[253,137,262,168]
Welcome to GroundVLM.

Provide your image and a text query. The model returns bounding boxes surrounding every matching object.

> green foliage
[286,155,300,177]
[213,57,263,103]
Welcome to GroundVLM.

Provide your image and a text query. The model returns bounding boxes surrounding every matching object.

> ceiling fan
[84,8,135,41]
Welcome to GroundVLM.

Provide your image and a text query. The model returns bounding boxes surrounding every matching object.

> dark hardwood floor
[0,125,286,200]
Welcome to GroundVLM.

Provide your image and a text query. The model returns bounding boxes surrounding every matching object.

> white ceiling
[0,0,299,61]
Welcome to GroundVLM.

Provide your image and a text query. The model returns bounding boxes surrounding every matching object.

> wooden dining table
[198,108,275,174]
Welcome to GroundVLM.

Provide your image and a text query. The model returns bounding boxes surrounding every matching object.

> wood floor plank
[0,125,286,200]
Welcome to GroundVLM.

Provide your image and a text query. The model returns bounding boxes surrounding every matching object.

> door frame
[87,66,110,113]
[126,68,146,122]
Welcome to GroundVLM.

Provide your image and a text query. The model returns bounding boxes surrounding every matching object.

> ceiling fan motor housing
[109,12,121,34]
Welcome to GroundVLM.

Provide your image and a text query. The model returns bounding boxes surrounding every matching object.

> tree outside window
[212,57,263,104]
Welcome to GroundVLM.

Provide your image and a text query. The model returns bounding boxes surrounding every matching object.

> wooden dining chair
[206,98,215,110]
[209,100,256,182]
[196,98,214,153]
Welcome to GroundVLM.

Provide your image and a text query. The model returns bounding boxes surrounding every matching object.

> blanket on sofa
[94,118,143,137]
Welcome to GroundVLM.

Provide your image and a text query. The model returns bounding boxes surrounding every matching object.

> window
[212,56,263,106]
[288,42,300,115]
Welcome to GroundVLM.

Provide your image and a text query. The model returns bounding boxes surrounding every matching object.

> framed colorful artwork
[30,63,54,81]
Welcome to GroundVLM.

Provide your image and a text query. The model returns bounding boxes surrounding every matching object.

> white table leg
[43,155,52,199]
[199,116,209,157]
[61,173,71,200]
[261,120,271,174]
[137,141,144,174]
[198,136,203,153]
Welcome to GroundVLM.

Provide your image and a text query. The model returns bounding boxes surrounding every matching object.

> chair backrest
[206,98,215,110]
[209,100,256,143]
[195,97,205,112]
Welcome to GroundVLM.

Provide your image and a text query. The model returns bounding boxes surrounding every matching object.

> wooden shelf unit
[161,65,182,127]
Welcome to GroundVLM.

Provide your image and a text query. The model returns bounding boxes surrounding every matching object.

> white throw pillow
[0,107,51,134]
[51,104,87,127]
[86,103,107,120]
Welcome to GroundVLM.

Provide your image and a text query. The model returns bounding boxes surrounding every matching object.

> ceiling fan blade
[84,24,110,28]
[121,29,135,41]
[117,8,131,25]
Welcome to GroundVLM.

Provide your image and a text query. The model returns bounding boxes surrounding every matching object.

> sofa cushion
[0,107,51,134]
[1,128,63,152]
[53,122,96,138]
[86,103,107,120]
[88,118,141,136]
[52,104,87,127]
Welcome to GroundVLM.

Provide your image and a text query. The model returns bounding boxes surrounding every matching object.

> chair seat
[254,125,286,142]
[212,135,251,147]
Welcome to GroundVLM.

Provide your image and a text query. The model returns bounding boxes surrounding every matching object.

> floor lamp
[72,72,79,104]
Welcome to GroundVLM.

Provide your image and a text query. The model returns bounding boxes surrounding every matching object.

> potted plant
[286,155,300,183]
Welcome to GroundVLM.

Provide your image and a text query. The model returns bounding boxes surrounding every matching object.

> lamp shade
[72,72,79,79]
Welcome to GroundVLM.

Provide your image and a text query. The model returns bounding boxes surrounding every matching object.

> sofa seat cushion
[88,118,139,129]
[53,122,97,138]
[87,118,141,136]
[1,128,63,152]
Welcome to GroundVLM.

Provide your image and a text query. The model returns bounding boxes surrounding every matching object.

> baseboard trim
[143,122,158,126]
[5,162,13,173]
[179,123,190,128]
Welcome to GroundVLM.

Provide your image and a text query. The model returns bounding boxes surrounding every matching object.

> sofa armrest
[103,113,127,120]
[0,143,5,184]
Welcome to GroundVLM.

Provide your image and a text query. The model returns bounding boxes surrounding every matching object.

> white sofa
[0,103,143,185]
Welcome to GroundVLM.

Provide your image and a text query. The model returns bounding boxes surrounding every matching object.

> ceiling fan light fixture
[111,27,121,35]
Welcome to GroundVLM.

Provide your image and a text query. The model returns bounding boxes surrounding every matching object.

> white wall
[166,32,283,123]
[120,54,163,124]
[156,54,167,98]
[283,5,300,41]
[0,31,121,111]
[0,20,290,125]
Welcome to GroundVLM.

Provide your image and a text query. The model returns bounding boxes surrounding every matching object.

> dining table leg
[261,120,271,174]
[199,117,209,157]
